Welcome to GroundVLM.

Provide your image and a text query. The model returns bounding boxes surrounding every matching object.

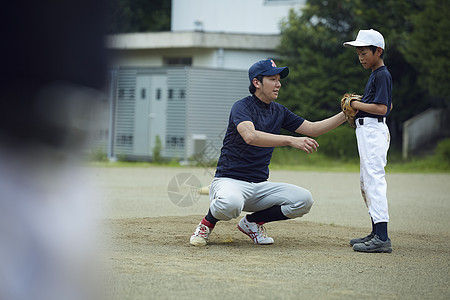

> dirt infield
[93,167,450,300]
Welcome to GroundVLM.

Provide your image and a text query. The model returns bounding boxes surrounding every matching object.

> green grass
[86,138,450,173]
[270,147,450,173]
[86,150,450,173]
[86,160,180,168]
[270,150,360,172]
[271,156,450,173]
[386,156,450,173]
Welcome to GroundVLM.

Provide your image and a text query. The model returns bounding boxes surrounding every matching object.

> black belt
[358,117,384,125]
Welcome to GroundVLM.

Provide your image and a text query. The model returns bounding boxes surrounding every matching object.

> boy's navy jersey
[356,66,392,119]
[215,95,304,183]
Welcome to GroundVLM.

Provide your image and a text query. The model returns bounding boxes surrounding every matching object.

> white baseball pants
[356,117,390,223]
[208,177,313,221]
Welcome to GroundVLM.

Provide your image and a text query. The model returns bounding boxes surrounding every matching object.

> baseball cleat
[190,223,212,246]
[353,235,392,253]
[237,216,274,245]
[350,232,375,246]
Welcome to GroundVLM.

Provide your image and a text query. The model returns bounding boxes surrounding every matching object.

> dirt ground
[92,166,450,300]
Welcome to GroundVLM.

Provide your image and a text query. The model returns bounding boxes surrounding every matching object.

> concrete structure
[107,32,281,70]
[402,108,450,159]
[101,66,249,162]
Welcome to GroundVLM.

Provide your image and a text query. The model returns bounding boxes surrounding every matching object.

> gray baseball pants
[209,177,314,221]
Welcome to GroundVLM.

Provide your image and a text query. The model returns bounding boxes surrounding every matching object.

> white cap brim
[343,40,373,47]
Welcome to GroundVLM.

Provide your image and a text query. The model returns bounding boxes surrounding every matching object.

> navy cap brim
[260,67,289,79]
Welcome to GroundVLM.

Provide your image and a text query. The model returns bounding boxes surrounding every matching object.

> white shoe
[190,223,212,246]
[237,216,274,245]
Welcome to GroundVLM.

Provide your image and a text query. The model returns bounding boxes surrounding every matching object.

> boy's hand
[340,93,362,128]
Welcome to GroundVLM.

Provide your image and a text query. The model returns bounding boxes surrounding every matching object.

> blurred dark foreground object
[0,1,109,300]
[0,0,107,150]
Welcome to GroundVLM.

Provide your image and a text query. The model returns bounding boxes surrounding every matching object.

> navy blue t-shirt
[214,95,305,182]
[356,66,392,119]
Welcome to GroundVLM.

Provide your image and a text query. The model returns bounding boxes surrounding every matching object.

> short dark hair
[358,45,384,58]
[248,75,264,94]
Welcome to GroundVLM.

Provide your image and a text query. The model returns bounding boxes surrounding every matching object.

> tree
[278,5,367,121]
[400,0,450,106]
[106,0,171,33]
[276,0,429,144]
[347,0,429,132]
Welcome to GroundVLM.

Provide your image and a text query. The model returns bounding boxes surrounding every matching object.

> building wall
[89,73,116,155]
[184,68,249,163]
[165,68,188,160]
[102,67,249,162]
[221,49,277,70]
[107,67,172,160]
[172,0,306,34]
[108,49,163,68]
[113,68,137,157]
[402,108,450,159]
[108,47,277,71]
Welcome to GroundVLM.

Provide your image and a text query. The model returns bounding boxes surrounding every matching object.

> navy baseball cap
[248,59,289,83]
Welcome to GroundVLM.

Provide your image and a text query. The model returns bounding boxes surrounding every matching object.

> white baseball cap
[343,29,385,49]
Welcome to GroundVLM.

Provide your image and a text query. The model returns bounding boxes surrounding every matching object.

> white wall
[108,48,278,71]
[222,49,278,69]
[172,0,305,35]
[195,48,278,70]
[107,32,281,70]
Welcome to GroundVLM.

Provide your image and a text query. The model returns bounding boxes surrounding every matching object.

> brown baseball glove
[341,93,362,128]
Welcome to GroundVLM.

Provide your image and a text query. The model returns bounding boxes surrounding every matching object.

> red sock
[201,217,215,229]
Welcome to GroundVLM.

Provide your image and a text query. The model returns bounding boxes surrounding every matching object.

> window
[163,57,192,66]
[93,129,108,141]
[117,135,133,146]
[156,88,161,100]
[166,136,185,148]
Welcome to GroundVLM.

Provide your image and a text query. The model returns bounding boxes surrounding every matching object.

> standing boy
[190,59,347,246]
[343,29,393,253]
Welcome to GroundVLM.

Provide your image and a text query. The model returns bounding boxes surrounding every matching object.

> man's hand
[237,121,319,153]
[289,136,319,154]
